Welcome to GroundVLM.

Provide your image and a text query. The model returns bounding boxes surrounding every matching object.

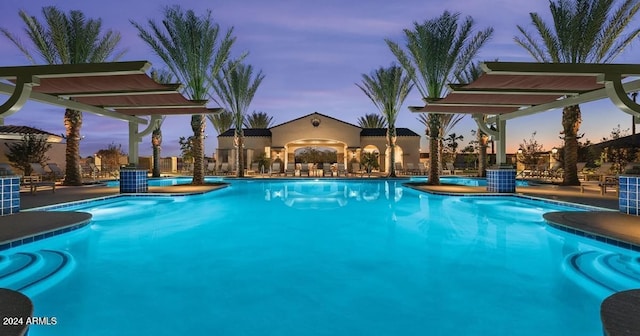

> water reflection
[263,181,402,209]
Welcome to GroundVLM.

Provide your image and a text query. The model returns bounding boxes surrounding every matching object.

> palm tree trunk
[236,130,245,177]
[562,105,581,186]
[191,115,205,185]
[388,128,397,177]
[63,109,83,186]
[478,131,488,177]
[427,115,440,185]
[151,128,162,178]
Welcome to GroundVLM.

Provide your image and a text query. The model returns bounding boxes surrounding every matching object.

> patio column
[128,115,162,167]
[496,116,507,165]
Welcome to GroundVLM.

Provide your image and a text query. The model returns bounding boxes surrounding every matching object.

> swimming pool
[410,176,530,187]
[5,180,639,335]
[104,176,224,187]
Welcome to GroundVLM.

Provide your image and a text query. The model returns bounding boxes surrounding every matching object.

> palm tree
[149,69,174,178]
[357,113,387,128]
[1,6,125,186]
[132,5,238,185]
[211,61,265,177]
[356,65,413,177]
[244,111,273,128]
[515,0,640,186]
[387,11,493,185]
[207,111,234,134]
[417,113,464,174]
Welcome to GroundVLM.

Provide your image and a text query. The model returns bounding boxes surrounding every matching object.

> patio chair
[270,162,281,176]
[46,163,65,180]
[351,162,364,177]
[247,162,259,175]
[588,162,614,181]
[285,163,296,176]
[28,163,56,194]
[299,163,310,177]
[0,163,16,176]
[406,163,418,175]
[219,163,230,175]
[336,163,347,177]
[394,162,404,175]
[206,162,216,175]
[322,163,333,177]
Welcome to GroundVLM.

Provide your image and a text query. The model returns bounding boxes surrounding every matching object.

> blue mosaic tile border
[0,176,20,216]
[546,223,640,252]
[120,170,148,193]
[619,175,640,215]
[486,169,516,193]
[0,220,90,252]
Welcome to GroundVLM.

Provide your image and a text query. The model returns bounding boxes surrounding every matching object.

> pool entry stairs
[0,250,75,297]
[564,251,640,298]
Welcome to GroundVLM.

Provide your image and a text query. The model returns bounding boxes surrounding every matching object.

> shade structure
[0,61,220,124]
[410,62,640,121]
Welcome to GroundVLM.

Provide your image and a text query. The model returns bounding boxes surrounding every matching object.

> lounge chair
[28,163,56,194]
[406,163,419,175]
[299,163,310,177]
[285,163,296,176]
[0,163,16,176]
[446,162,464,175]
[351,162,364,177]
[336,163,347,177]
[246,162,259,175]
[206,162,217,175]
[271,162,281,176]
[219,163,230,175]
[322,163,333,177]
[394,162,404,175]
[46,163,65,180]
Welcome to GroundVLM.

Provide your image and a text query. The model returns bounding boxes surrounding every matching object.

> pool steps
[0,250,75,297]
[563,251,640,298]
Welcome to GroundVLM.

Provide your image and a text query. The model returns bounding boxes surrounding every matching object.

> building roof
[360,128,420,137]
[0,125,58,137]
[219,128,272,137]
[270,111,360,130]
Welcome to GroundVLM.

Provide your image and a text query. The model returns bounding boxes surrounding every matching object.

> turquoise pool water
[4,180,639,335]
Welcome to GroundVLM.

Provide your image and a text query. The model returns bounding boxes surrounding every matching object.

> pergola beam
[0,82,147,124]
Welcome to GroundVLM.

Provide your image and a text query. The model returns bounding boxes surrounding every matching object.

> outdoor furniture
[219,163,231,175]
[206,162,216,175]
[322,163,333,177]
[406,163,419,175]
[247,162,259,175]
[351,162,364,177]
[27,163,56,194]
[446,162,463,175]
[270,162,281,176]
[285,163,296,176]
[46,163,65,180]
[336,163,347,177]
[394,162,404,175]
[299,163,310,177]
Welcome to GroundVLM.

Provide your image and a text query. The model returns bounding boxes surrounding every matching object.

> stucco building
[216,112,421,173]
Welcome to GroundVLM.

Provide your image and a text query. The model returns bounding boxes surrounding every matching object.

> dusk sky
[1,0,639,158]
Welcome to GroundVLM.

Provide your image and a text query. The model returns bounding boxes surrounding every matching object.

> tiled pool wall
[119,169,148,193]
[619,175,640,215]
[0,220,90,251]
[0,176,20,216]
[486,169,516,193]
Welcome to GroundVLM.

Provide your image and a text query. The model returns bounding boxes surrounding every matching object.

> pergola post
[496,116,507,165]
[128,121,139,166]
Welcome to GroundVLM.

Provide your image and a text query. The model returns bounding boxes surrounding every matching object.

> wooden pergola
[410,62,640,164]
[0,61,221,164]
